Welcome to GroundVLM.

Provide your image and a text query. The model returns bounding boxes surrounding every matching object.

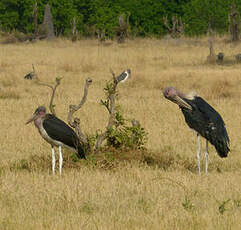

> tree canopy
[0,0,240,37]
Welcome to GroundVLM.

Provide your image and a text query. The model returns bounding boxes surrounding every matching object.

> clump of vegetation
[182,195,194,211]
[35,69,147,154]
[100,80,147,150]
[107,117,147,149]
[218,199,231,215]
[96,71,148,151]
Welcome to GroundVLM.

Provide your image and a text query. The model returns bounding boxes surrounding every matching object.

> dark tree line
[1,0,241,38]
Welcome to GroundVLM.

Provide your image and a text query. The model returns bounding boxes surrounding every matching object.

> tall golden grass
[0,37,241,229]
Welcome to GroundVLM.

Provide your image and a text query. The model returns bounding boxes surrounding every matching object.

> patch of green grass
[218,199,231,215]
[233,199,241,208]
[9,159,31,172]
[79,201,96,214]
[0,91,20,100]
[182,195,194,211]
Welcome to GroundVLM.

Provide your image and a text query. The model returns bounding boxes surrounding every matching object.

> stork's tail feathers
[214,139,230,158]
[77,145,86,159]
[215,145,230,158]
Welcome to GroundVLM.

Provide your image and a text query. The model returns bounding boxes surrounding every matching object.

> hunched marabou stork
[163,87,230,174]
[26,106,85,175]
[117,69,131,83]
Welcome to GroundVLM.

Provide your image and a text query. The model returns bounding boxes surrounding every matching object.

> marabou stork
[163,87,230,174]
[117,69,131,83]
[26,106,85,175]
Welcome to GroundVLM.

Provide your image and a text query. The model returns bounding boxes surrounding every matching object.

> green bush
[107,107,148,150]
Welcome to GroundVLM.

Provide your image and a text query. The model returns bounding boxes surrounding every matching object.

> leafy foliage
[2,0,241,38]
[99,77,148,151]
[107,106,148,150]
[183,0,230,36]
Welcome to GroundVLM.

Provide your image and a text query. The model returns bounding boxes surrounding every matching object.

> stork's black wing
[43,114,85,158]
[181,97,230,158]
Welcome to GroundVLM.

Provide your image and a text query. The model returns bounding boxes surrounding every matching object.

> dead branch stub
[206,35,216,64]
[67,78,92,147]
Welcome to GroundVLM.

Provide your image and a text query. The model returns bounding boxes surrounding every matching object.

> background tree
[2,0,241,39]
[183,0,230,36]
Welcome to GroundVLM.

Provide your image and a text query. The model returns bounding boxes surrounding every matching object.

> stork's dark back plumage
[181,96,229,158]
[43,114,85,159]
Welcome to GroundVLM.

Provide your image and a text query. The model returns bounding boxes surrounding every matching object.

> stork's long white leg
[205,140,209,174]
[59,146,63,175]
[196,133,201,175]
[51,146,55,175]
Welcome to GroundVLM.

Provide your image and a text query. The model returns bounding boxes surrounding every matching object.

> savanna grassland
[0,37,241,230]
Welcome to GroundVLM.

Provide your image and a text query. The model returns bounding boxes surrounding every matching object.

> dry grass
[0,37,241,229]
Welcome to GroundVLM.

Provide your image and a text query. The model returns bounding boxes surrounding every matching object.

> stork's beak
[172,95,192,110]
[25,113,38,125]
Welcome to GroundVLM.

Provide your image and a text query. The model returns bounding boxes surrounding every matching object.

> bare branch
[163,15,184,38]
[119,14,125,28]
[95,70,119,151]
[172,16,177,33]
[100,99,111,113]
[68,78,92,145]
[177,17,185,34]
[163,16,171,32]
[36,77,62,115]
[117,13,130,43]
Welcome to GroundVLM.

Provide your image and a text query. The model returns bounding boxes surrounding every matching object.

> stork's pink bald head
[163,87,179,99]
[163,87,192,110]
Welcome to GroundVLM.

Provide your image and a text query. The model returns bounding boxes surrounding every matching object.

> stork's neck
[34,116,43,129]
[185,91,197,100]
[176,89,197,100]
[177,90,185,98]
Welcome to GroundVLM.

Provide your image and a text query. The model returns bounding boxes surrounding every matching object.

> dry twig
[36,77,62,115]
[68,78,92,145]
[95,69,119,151]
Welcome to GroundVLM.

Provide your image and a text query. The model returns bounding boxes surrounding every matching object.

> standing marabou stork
[163,87,230,174]
[26,106,85,175]
[117,69,131,83]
